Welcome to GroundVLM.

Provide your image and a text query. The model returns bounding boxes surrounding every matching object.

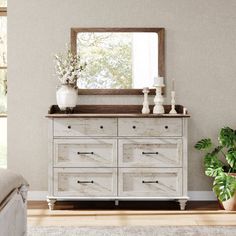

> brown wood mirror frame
[71,28,165,95]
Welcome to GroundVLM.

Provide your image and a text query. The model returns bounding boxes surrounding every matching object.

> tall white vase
[56,85,78,110]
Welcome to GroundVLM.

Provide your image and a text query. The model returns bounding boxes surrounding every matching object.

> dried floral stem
[54,47,86,87]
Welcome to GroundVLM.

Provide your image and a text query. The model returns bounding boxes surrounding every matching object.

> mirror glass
[76,32,158,89]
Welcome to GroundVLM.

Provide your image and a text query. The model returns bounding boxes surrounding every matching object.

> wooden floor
[28,201,236,227]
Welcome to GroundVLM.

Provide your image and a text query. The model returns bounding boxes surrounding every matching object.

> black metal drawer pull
[142,152,159,155]
[165,126,168,129]
[77,180,94,184]
[77,152,94,155]
[142,180,159,184]
[100,125,104,129]
[132,126,136,129]
[67,125,71,129]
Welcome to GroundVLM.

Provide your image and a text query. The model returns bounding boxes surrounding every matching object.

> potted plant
[54,47,86,110]
[195,127,236,210]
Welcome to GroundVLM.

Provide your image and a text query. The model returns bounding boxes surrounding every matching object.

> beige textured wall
[8,0,236,191]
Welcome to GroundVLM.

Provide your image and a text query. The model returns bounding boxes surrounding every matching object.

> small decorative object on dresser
[183,107,188,115]
[142,87,150,114]
[46,104,190,210]
[56,85,78,111]
[153,77,165,114]
[169,79,177,114]
[54,47,86,111]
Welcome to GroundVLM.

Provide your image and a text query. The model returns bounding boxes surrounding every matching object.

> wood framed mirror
[71,28,165,95]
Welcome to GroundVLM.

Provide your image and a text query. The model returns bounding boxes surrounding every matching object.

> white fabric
[0,189,27,236]
[0,168,28,205]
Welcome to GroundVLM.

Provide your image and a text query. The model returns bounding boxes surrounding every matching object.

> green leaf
[205,167,224,177]
[213,173,236,202]
[219,127,236,148]
[195,139,212,150]
[204,153,224,177]
[226,148,236,169]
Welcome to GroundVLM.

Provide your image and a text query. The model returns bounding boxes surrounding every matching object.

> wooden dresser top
[46,105,190,118]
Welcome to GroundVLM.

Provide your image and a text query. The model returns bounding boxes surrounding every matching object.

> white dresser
[47,105,189,210]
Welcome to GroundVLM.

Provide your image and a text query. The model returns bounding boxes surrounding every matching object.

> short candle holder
[153,84,165,114]
[169,91,177,114]
[183,107,187,115]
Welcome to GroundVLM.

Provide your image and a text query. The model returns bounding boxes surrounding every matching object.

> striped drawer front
[119,139,182,167]
[118,168,182,197]
[118,118,182,137]
[54,168,117,197]
[54,118,117,137]
[54,139,117,167]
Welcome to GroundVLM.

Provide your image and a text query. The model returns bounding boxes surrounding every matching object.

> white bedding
[0,168,28,205]
[0,169,28,236]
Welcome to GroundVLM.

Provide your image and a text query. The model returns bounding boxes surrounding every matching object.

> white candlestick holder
[169,91,177,114]
[142,87,150,114]
[153,85,165,114]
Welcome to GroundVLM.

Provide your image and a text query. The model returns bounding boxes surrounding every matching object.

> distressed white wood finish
[118,168,182,197]
[178,199,188,211]
[47,116,189,210]
[118,118,182,137]
[54,118,117,137]
[182,118,188,199]
[54,139,117,167]
[47,118,54,208]
[119,138,182,167]
[54,168,117,197]
[47,198,56,211]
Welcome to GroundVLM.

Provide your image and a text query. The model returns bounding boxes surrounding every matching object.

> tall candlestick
[142,87,150,114]
[169,91,177,114]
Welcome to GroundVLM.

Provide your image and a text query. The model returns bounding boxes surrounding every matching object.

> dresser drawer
[118,168,182,197]
[119,139,182,167]
[54,139,117,167]
[118,118,182,137]
[54,168,117,197]
[53,118,117,137]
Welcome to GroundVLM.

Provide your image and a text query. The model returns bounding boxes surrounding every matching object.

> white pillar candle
[172,79,175,91]
[154,77,164,86]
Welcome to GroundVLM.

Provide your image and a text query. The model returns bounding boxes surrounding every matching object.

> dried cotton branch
[54,48,86,87]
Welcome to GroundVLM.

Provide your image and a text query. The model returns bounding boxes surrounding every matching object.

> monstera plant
[195,127,236,209]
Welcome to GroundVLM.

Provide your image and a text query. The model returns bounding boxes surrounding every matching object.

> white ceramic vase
[56,84,78,110]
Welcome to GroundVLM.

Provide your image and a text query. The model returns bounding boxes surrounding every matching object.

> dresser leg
[178,199,187,210]
[47,199,56,210]
[115,200,119,206]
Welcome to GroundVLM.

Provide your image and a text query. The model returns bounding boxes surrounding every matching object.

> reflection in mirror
[76,32,158,89]
[0,69,6,113]
[0,15,7,67]
[0,0,7,7]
